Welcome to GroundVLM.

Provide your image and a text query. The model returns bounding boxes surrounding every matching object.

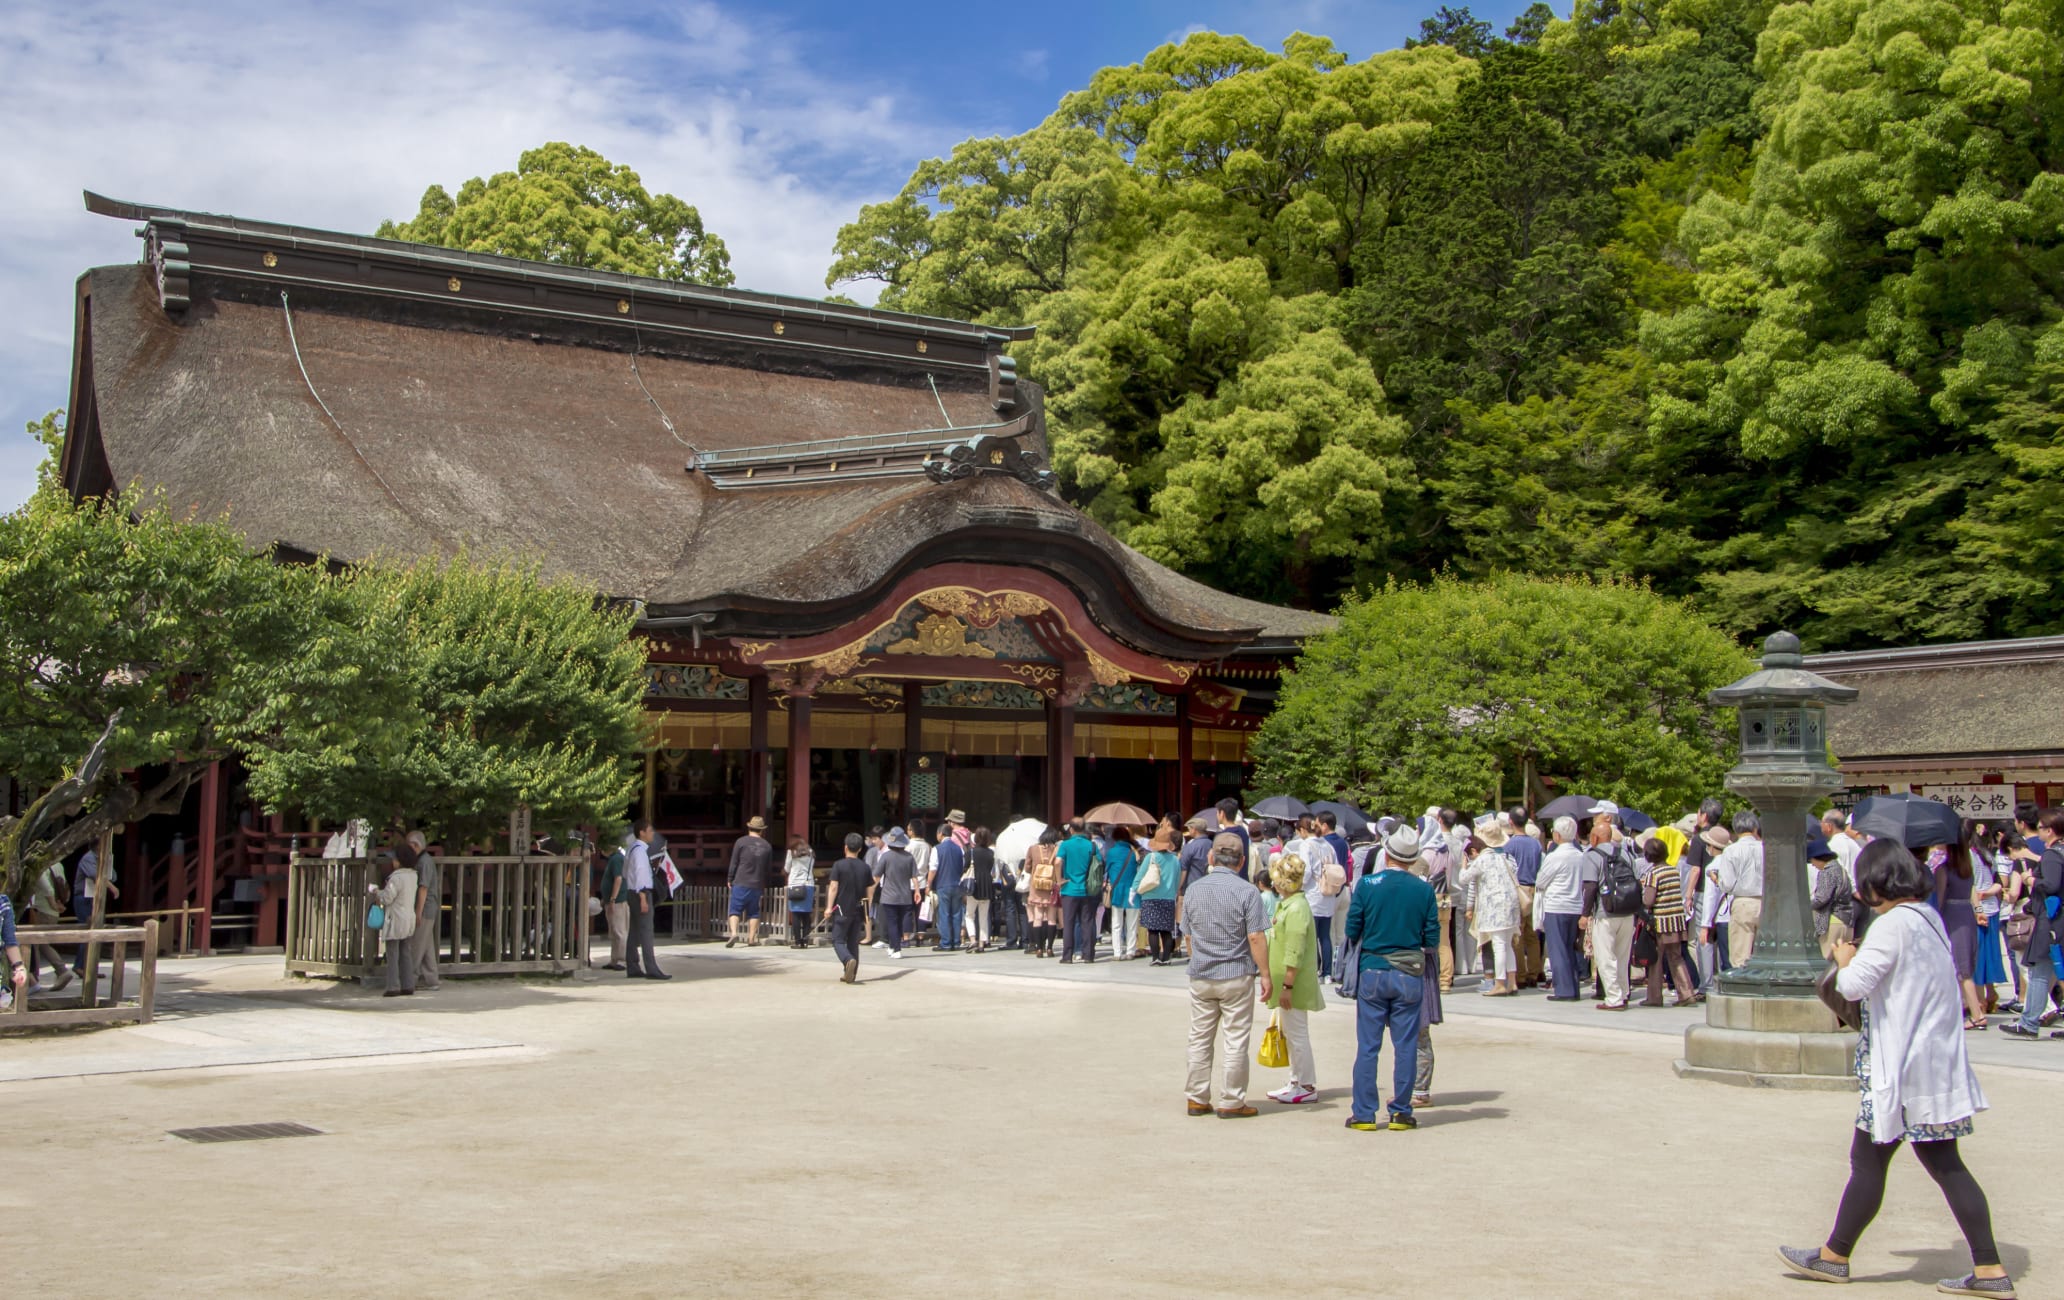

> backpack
[1029,846,1059,892]
[1085,845,1106,896]
[1601,844,1645,917]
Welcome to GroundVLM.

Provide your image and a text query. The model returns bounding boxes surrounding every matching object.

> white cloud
[0,0,956,509]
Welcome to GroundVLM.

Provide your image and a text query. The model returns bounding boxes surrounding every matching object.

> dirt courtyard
[2,942,2056,1298]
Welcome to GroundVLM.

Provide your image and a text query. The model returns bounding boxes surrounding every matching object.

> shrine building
[59,192,1331,890]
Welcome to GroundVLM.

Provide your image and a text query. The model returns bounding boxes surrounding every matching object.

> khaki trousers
[1186,975,1257,1109]
[1594,912,1637,1007]
[606,900,629,965]
[408,911,441,989]
[1819,915,1851,960]
[1729,897,1763,966]
[1514,886,1542,983]
[1437,902,1455,989]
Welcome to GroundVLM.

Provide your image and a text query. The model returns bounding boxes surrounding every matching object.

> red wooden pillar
[786,695,812,849]
[1045,698,1076,825]
[746,675,770,823]
[197,760,221,955]
[1176,691,1196,818]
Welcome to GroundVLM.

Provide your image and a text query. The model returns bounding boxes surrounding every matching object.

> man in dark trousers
[825,833,872,984]
[623,820,669,980]
[726,816,775,949]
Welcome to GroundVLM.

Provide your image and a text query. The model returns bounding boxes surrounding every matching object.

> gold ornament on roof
[262,251,278,268]
[887,614,996,659]
[1085,649,1127,687]
[448,276,463,292]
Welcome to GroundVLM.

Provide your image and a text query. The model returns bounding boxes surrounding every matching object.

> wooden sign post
[509,805,533,857]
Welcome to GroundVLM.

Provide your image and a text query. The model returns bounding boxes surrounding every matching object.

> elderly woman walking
[1779,840,2012,1297]
[1266,853,1324,1103]
[1458,819,1521,996]
[370,847,420,998]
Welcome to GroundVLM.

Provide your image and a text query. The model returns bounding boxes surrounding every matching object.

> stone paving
[1,939,2058,1298]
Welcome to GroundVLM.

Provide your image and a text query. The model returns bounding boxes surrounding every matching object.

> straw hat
[1473,813,1509,848]
[746,815,768,832]
[1271,854,1307,897]
[1384,826,1422,865]
[1699,826,1733,852]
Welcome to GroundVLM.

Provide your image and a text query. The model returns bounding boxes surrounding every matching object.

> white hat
[1586,799,1620,817]
[1384,826,1423,864]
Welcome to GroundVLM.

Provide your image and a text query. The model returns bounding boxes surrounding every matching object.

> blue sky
[0,0,1536,510]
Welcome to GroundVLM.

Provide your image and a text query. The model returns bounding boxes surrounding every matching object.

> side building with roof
[58,192,1332,939]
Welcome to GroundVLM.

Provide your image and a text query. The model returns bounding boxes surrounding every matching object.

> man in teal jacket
[1343,826,1440,1130]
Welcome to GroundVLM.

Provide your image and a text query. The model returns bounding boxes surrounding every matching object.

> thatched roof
[63,197,1333,658]
[1807,637,2064,763]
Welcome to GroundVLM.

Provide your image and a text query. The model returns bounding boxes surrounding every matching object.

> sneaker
[1998,1022,2041,1039]
[887,949,903,960]
[1778,1245,1850,1283]
[1387,1112,1418,1131]
[1344,1118,1384,1132]
[1412,1092,1432,1107]
[871,941,886,950]
[1268,1084,1318,1105]
[1937,1272,2016,1296]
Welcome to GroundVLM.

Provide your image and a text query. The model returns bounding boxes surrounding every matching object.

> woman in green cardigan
[1267,853,1324,1104]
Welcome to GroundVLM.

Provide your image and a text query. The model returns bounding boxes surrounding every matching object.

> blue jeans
[1352,966,1424,1121]
[935,891,965,950]
[1315,915,1334,979]
[2020,955,2058,1032]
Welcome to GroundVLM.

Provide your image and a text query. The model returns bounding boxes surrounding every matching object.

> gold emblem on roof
[262,251,278,268]
[617,299,631,314]
[887,614,996,659]
[916,340,928,353]
[447,276,462,292]
[773,321,786,335]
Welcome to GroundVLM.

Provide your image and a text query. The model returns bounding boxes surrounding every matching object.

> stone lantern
[1678,630,1861,1088]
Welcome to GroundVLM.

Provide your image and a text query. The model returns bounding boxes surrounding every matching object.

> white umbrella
[993,817,1046,869]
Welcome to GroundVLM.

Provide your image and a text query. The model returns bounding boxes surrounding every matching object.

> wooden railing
[285,855,592,980]
[664,884,811,942]
[5,923,159,1029]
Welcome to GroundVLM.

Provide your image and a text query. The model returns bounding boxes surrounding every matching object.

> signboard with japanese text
[1919,785,2015,819]
[509,804,533,855]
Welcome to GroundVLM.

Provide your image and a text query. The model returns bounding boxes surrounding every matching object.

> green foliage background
[1252,574,1754,812]
[826,1,2064,647]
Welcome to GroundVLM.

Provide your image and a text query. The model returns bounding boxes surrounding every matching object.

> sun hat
[1699,826,1733,851]
[1272,854,1307,897]
[1384,825,1423,865]
[884,827,909,849]
[1474,814,1509,848]
[946,809,966,825]
[746,815,768,832]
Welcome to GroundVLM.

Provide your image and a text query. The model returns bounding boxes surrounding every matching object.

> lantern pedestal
[1675,994,1858,1090]
[1676,630,1861,1091]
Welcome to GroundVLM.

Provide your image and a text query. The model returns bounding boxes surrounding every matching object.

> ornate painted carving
[1079,681,1176,715]
[734,641,776,659]
[1004,663,1061,687]
[887,614,997,659]
[646,664,747,701]
[920,679,1047,711]
[1085,649,1127,687]
[811,642,869,678]
[916,588,1049,628]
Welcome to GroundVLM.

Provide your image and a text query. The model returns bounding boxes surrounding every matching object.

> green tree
[1346,46,1633,440]
[0,490,408,898]
[345,555,648,842]
[1252,575,1751,814]
[1408,5,1498,57]
[379,141,734,286]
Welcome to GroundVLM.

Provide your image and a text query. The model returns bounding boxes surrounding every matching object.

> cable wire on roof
[927,373,955,428]
[279,291,410,515]
[629,320,696,453]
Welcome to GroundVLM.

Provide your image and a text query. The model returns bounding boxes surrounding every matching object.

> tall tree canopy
[824,0,2064,649]
[380,141,734,286]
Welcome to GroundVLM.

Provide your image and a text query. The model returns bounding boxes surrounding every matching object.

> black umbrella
[1537,794,1600,821]
[1250,795,1310,819]
[1850,793,1963,850]
[1310,800,1371,838]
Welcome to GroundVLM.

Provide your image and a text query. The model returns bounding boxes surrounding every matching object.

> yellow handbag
[1257,1011,1289,1068]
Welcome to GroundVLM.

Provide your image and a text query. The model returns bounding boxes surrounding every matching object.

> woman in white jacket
[371,848,420,999]
[1780,839,2012,1297]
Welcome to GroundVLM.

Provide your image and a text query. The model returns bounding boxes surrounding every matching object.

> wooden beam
[786,694,812,850]
[902,680,922,815]
[643,747,657,823]
[747,675,770,820]
[1177,691,1195,819]
[197,760,221,955]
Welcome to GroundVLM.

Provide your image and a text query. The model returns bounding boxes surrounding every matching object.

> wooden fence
[286,855,591,980]
[4,922,159,1029]
[664,885,814,942]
